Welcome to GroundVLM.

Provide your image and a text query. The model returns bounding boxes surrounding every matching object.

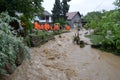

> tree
[84,11,103,29]
[61,0,71,20]
[114,0,120,8]
[52,0,62,23]
[52,0,71,26]
[0,0,44,18]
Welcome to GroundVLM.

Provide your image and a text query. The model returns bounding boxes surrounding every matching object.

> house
[34,11,82,28]
[66,11,81,28]
[34,10,52,23]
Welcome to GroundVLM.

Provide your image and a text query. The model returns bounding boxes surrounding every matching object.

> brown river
[9,30,120,80]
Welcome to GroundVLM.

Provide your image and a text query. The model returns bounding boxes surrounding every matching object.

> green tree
[84,11,103,29]
[61,0,71,20]
[0,0,44,18]
[114,0,120,8]
[52,0,62,23]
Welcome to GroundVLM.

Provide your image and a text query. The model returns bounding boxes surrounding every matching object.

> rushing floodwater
[9,30,120,80]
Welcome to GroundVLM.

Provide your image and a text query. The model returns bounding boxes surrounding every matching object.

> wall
[34,16,52,23]
[67,13,81,28]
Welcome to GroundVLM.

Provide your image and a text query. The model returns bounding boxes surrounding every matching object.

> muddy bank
[9,30,120,80]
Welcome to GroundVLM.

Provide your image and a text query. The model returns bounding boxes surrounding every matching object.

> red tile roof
[66,12,80,20]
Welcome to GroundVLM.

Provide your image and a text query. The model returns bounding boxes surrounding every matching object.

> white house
[34,11,52,23]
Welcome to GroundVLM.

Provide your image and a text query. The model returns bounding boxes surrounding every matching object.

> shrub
[0,12,30,76]
[84,10,120,55]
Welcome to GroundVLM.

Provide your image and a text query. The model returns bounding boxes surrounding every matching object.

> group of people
[34,21,70,31]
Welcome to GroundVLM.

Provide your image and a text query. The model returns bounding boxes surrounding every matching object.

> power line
[94,0,104,11]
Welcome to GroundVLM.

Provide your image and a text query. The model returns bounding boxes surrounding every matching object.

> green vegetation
[0,0,44,78]
[52,0,71,27]
[0,0,44,37]
[29,29,70,47]
[0,0,44,18]
[84,1,120,55]
[61,0,71,20]
[30,31,53,40]
[84,11,103,29]
[20,15,33,36]
[87,35,104,45]
[52,0,62,23]
[114,0,120,8]
[0,12,30,76]
[29,31,53,47]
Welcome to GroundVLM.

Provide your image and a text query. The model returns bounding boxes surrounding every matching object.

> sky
[42,0,116,15]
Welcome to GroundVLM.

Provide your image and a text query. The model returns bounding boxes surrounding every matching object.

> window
[46,16,49,20]
[41,17,45,20]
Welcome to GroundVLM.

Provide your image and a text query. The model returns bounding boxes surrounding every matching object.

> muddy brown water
[9,30,120,80]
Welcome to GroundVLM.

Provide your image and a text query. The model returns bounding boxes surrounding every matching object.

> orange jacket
[54,24,59,30]
[40,24,44,30]
[49,25,53,30]
[65,25,70,30]
[34,22,40,30]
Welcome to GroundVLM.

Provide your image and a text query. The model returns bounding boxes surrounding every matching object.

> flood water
[9,30,120,80]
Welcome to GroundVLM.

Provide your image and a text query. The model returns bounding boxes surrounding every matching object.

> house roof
[66,11,81,20]
[34,11,51,16]
[44,10,51,16]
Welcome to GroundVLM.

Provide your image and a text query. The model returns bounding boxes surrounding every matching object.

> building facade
[34,11,52,23]
[66,12,81,28]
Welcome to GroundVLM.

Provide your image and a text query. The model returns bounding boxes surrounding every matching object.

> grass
[86,34,104,45]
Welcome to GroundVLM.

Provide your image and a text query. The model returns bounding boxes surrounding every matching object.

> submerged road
[10,30,120,80]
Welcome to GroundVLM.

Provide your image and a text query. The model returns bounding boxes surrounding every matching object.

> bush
[0,12,30,76]
[20,15,33,36]
[84,10,120,55]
